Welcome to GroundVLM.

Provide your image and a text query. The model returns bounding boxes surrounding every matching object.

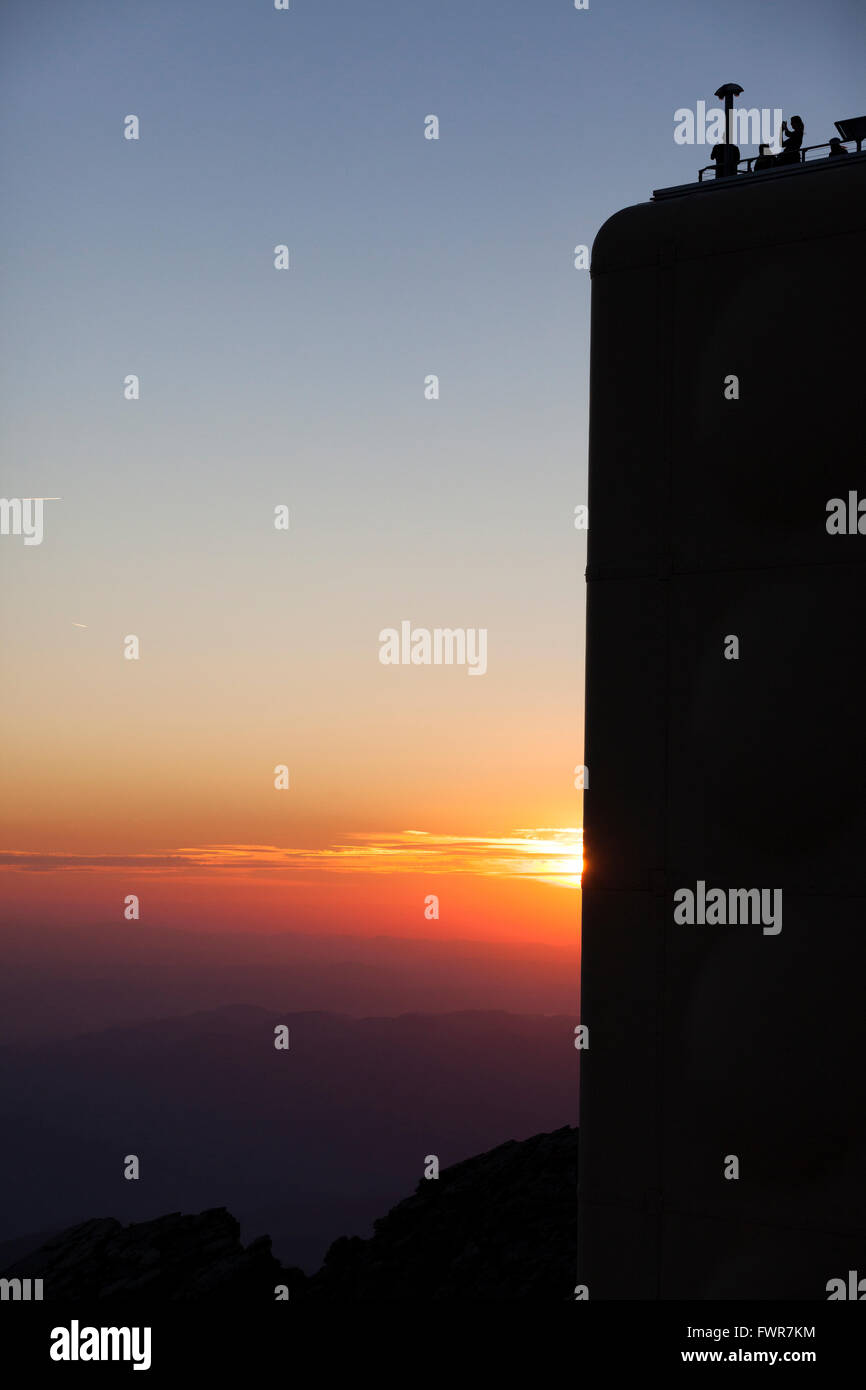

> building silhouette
[578,124,866,1298]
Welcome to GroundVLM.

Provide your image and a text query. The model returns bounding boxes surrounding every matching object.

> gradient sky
[1,0,863,945]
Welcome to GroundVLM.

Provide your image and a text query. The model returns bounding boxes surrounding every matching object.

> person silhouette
[710,142,740,178]
[828,137,848,157]
[753,143,775,172]
[776,115,804,165]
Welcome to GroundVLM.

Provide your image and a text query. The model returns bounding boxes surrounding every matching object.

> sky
[1,0,863,954]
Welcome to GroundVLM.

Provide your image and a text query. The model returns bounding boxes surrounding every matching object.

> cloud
[0,829,582,886]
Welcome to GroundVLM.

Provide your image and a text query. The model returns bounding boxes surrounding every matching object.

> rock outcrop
[306,1125,577,1299]
[0,1208,290,1303]
[1,1126,577,1301]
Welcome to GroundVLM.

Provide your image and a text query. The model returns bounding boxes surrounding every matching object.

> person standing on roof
[776,115,804,165]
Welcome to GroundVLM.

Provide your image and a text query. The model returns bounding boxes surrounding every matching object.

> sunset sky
[1,0,861,960]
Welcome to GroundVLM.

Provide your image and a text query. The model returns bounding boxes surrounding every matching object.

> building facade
[579,152,866,1298]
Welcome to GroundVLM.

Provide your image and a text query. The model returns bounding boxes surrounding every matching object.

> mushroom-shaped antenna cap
[714,83,744,99]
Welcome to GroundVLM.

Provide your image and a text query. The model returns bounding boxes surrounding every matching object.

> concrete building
[578,134,866,1298]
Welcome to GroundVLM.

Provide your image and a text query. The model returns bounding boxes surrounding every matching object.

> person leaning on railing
[776,115,804,164]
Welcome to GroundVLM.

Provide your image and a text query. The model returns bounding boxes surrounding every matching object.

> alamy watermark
[0,497,59,546]
[674,880,782,935]
[49,1321,151,1371]
[826,493,866,534]
[379,621,487,675]
[827,1270,866,1299]
[674,103,782,149]
[0,1277,43,1301]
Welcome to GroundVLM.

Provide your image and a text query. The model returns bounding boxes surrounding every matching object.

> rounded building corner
[590,201,655,275]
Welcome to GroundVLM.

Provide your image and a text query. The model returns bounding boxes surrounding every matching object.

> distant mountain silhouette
[0,922,577,1045]
[0,1127,577,1301]
[0,1005,577,1271]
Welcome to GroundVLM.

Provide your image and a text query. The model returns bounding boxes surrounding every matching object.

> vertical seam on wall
[657,240,676,1298]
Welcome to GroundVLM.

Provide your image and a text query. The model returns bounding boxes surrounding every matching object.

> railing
[697,137,861,183]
